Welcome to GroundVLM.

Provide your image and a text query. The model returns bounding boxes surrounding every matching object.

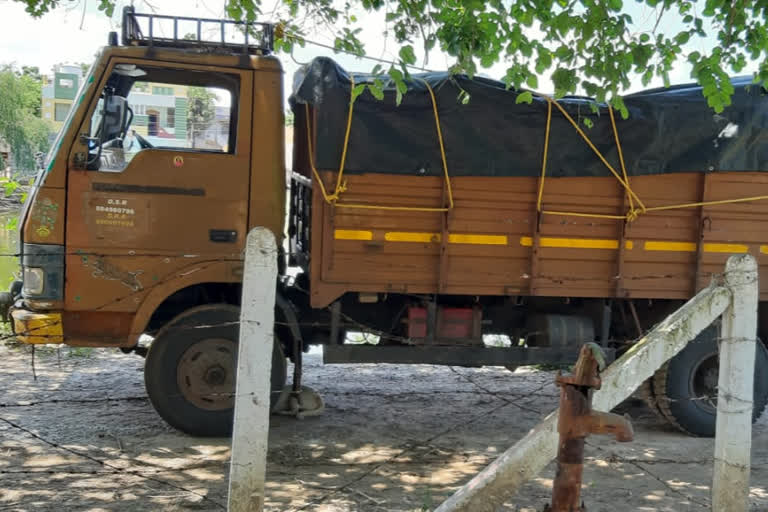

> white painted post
[435,283,732,512]
[712,254,758,512]
[227,227,278,512]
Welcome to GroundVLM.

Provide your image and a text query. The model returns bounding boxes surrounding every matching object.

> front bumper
[10,307,64,344]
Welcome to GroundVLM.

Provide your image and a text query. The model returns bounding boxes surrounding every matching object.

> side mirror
[99,96,128,141]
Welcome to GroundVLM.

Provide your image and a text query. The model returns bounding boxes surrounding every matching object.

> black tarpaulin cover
[290,57,768,178]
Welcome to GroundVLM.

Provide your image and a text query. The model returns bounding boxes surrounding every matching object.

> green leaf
[351,83,366,102]
[675,32,690,45]
[639,33,650,43]
[612,96,629,119]
[515,91,533,104]
[4,181,18,197]
[97,0,114,17]
[368,83,384,100]
[688,51,701,63]
[399,45,417,65]
[480,54,496,68]
[582,118,593,129]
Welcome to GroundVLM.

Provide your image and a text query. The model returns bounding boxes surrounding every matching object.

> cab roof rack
[121,6,274,55]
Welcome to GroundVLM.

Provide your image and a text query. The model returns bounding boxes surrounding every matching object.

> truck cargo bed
[306,170,768,307]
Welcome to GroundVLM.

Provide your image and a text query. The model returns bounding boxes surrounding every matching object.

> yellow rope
[645,195,768,212]
[608,105,634,213]
[535,95,646,222]
[419,77,454,209]
[305,76,454,212]
[536,100,552,213]
[541,210,628,220]
[546,97,646,212]
[305,102,336,204]
[534,94,768,222]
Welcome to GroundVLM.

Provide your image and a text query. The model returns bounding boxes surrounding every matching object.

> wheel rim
[688,351,719,415]
[177,338,236,411]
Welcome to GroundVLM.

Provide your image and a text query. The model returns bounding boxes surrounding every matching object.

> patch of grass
[0,321,20,348]
[419,490,433,511]
[67,346,94,358]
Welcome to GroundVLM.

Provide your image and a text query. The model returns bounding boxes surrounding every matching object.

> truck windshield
[84,65,237,172]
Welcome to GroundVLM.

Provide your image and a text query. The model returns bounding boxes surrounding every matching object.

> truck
[3,7,767,438]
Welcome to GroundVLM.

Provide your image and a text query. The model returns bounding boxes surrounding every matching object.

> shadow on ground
[0,345,766,511]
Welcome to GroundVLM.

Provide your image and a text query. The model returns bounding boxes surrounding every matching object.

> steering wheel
[134,131,154,149]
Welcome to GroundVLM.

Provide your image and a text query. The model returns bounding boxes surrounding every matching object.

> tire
[144,304,287,437]
[652,326,768,437]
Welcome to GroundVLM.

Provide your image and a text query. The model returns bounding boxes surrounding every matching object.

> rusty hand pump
[544,343,634,512]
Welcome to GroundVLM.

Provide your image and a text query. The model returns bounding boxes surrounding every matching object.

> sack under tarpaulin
[290,57,768,179]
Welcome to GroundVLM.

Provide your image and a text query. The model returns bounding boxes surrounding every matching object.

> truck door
[65,59,253,317]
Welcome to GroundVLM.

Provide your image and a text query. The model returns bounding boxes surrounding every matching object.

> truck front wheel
[144,304,287,437]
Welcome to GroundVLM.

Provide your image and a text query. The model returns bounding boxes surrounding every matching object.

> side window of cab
[85,63,238,172]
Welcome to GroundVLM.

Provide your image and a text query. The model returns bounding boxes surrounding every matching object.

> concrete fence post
[712,254,758,512]
[227,227,278,512]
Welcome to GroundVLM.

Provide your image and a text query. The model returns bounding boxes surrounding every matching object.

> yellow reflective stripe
[448,233,508,245]
[334,229,373,241]
[644,241,697,252]
[384,232,507,245]
[519,236,619,249]
[643,241,749,253]
[703,243,748,254]
[340,232,753,253]
[385,232,440,243]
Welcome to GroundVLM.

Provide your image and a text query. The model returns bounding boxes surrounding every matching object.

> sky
[0,0,753,103]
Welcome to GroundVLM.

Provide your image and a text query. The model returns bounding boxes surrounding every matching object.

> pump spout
[589,410,634,443]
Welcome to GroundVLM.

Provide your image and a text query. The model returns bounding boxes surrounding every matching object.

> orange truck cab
[2,7,767,438]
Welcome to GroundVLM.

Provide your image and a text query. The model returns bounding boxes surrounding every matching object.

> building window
[54,103,69,122]
[167,108,175,127]
[59,78,74,88]
[152,86,173,95]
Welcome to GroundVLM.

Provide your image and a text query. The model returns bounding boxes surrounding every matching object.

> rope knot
[626,208,641,223]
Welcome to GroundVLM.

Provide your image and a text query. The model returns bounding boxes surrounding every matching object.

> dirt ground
[0,345,766,512]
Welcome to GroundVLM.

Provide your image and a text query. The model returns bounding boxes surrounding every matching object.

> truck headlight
[22,267,45,295]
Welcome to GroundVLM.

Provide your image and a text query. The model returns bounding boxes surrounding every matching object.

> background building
[41,64,82,132]
[128,82,189,148]
[41,66,191,144]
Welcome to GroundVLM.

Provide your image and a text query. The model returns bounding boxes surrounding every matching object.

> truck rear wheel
[652,326,768,437]
[144,304,287,437]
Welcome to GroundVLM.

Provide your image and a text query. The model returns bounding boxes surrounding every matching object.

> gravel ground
[0,344,766,511]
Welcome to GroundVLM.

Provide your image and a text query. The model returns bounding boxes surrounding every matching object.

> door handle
[209,230,238,243]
